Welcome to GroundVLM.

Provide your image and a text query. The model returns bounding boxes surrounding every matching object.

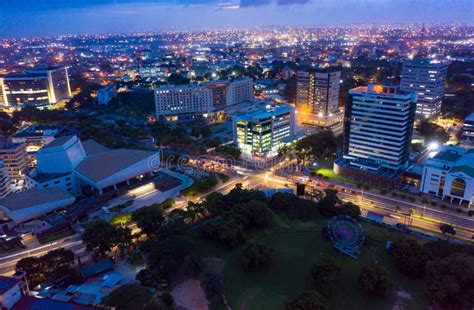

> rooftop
[465,112,474,123]
[0,187,74,211]
[12,295,93,310]
[234,104,294,122]
[80,259,113,279]
[28,171,71,184]
[41,135,75,150]
[82,140,110,156]
[0,276,18,294]
[75,149,158,183]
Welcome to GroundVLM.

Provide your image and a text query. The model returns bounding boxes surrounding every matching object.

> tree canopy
[358,265,392,297]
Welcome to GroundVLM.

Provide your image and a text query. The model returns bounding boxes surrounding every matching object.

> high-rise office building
[233,104,297,159]
[0,139,28,187]
[0,67,72,108]
[335,84,417,181]
[400,59,448,119]
[155,85,213,121]
[0,161,12,198]
[296,67,344,135]
[226,78,254,107]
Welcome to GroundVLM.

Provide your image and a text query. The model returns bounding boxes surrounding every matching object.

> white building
[97,84,118,106]
[400,59,448,119]
[461,112,474,145]
[155,85,213,121]
[336,85,417,179]
[0,187,75,223]
[0,161,11,199]
[26,135,160,196]
[420,145,474,209]
[226,78,254,107]
[233,104,297,159]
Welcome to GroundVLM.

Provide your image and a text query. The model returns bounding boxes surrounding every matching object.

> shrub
[468,210,474,217]
[440,204,447,209]
[431,201,437,206]
[391,192,397,197]
[240,243,273,270]
[379,189,387,195]
[421,198,429,204]
[456,208,463,214]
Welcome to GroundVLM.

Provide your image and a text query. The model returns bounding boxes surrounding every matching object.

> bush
[389,238,431,277]
[363,183,371,190]
[468,210,474,217]
[421,198,429,204]
[456,208,463,214]
[408,197,415,202]
[399,194,406,200]
[440,204,447,209]
[285,291,328,310]
[240,243,273,270]
[391,192,397,197]
[431,201,437,206]
[379,189,387,195]
[358,265,392,297]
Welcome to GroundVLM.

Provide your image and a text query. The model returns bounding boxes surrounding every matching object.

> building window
[450,178,466,197]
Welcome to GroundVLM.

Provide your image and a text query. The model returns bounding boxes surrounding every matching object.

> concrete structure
[296,66,344,135]
[461,112,474,145]
[0,140,27,187]
[12,125,63,167]
[27,135,160,196]
[202,80,230,110]
[400,59,448,119]
[0,161,12,199]
[0,187,75,223]
[0,67,71,108]
[420,145,474,208]
[155,85,213,121]
[97,84,117,106]
[226,77,254,107]
[233,104,297,159]
[335,85,417,182]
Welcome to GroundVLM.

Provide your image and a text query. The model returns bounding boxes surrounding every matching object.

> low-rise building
[233,104,297,159]
[0,187,75,223]
[97,84,118,106]
[27,135,161,196]
[420,145,474,208]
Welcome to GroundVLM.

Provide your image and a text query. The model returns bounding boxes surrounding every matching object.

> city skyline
[1,0,472,37]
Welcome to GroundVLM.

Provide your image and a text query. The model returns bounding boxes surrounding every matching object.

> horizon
[0,0,472,38]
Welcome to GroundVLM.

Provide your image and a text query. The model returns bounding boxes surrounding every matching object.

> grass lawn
[193,215,428,310]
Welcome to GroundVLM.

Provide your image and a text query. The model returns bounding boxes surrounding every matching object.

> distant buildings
[420,145,474,209]
[461,112,474,145]
[97,84,117,106]
[296,67,344,135]
[0,67,72,108]
[233,104,297,159]
[155,78,254,122]
[335,84,417,183]
[400,59,448,119]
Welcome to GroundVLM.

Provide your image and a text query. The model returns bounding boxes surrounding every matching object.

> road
[1,161,473,276]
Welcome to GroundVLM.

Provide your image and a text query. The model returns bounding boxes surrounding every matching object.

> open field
[193,215,428,310]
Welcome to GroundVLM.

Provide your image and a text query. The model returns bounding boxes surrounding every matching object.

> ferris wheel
[327,215,365,259]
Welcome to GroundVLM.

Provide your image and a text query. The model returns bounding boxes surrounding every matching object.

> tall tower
[400,59,448,119]
[296,66,344,135]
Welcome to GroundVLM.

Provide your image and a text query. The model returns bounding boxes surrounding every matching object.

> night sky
[0,0,471,37]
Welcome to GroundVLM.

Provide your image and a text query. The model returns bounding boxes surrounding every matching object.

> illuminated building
[335,85,417,183]
[233,104,296,159]
[461,112,474,145]
[0,161,12,199]
[296,66,344,135]
[0,139,27,187]
[400,59,448,119]
[420,145,474,209]
[155,85,213,121]
[202,80,231,110]
[226,78,254,107]
[0,67,72,108]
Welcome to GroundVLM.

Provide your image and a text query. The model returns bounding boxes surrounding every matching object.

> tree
[132,204,165,237]
[358,265,392,297]
[200,218,246,248]
[339,202,361,218]
[16,249,75,287]
[285,291,328,310]
[202,273,224,305]
[168,73,190,85]
[240,243,273,270]
[216,145,241,160]
[229,199,273,229]
[269,192,318,220]
[310,258,341,296]
[135,268,162,289]
[82,219,130,257]
[295,131,339,162]
[418,121,450,144]
[426,253,474,309]
[439,224,456,237]
[103,284,156,310]
[389,238,430,277]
